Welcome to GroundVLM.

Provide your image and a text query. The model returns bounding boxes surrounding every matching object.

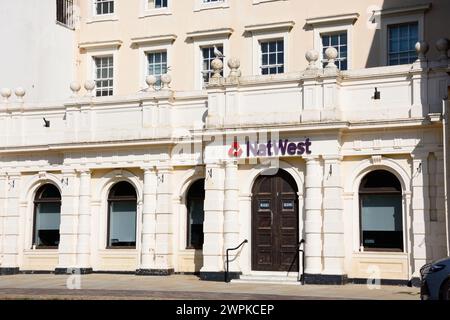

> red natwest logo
[228,141,243,158]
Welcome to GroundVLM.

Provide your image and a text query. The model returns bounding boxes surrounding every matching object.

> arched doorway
[252,169,299,271]
[359,170,403,251]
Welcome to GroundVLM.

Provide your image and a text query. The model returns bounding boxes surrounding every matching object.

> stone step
[231,273,303,285]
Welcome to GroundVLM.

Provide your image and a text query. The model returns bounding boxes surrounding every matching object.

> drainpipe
[443,96,450,257]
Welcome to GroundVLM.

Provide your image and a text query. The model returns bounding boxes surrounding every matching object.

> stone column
[435,151,447,257]
[153,165,174,275]
[223,160,240,277]
[0,174,6,268]
[200,162,225,280]
[322,156,346,283]
[238,193,252,275]
[55,170,79,274]
[76,169,92,273]
[0,173,21,275]
[303,156,323,282]
[137,167,157,274]
[411,153,430,278]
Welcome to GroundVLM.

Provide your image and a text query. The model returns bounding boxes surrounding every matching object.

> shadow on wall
[365,0,450,68]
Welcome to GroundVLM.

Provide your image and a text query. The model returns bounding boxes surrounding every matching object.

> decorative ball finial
[227,57,241,78]
[145,75,157,90]
[15,87,26,102]
[70,81,81,96]
[415,41,429,61]
[436,38,449,61]
[211,58,224,79]
[84,80,96,95]
[324,47,338,69]
[161,73,172,89]
[1,88,12,103]
[305,49,319,70]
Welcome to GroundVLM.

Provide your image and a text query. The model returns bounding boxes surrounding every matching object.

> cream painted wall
[74,0,450,96]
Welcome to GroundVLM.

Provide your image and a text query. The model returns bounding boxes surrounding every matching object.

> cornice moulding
[186,28,234,39]
[244,21,295,33]
[79,40,122,50]
[305,13,359,26]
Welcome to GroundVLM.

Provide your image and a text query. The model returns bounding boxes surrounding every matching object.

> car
[420,257,450,300]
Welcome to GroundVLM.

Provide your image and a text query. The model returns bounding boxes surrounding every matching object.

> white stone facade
[0,0,450,284]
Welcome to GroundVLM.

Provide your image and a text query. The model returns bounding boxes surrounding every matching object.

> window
[387,22,418,65]
[203,0,224,3]
[33,184,61,249]
[56,0,74,28]
[147,51,167,88]
[260,40,284,75]
[107,182,137,248]
[201,45,223,87]
[359,170,403,252]
[186,180,205,249]
[148,0,168,8]
[94,56,114,97]
[95,0,114,15]
[194,0,228,11]
[321,32,348,70]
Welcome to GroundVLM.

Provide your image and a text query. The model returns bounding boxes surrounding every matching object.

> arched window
[33,184,61,248]
[359,170,403,251]
[107,181,137,248]
[186,179,205,249]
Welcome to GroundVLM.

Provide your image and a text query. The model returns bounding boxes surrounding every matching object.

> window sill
[139,9,172,18]
[86,15,119,24]
[106,246,137,250]
[194,3,229,12]
[253,0,287,5]
[55,20,75,31]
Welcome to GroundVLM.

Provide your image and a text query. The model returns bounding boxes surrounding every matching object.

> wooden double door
[252,169,299,272]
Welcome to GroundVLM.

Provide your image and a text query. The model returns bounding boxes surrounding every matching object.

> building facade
[0,0,450,284]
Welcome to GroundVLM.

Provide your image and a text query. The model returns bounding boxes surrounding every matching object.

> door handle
[270,210,273,226]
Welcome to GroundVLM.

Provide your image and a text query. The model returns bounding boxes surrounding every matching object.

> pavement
[0,274,420,300]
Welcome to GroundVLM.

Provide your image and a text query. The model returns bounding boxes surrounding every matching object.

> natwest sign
[229,138,312,158]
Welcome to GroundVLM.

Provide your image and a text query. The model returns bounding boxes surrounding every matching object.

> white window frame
[251,31,289,75]
[138,42,173,90]
[88,0,118,23]
[193,38,229,90]
[140,0,172,18]
[194,0,229,12]
[86,47,119,97]
[379,14,424,67]
[313,24,353,70]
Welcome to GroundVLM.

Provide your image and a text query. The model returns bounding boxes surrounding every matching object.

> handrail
[225,239,248,283]
[298,239,306,285]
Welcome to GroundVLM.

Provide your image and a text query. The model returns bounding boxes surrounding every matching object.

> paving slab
[0,274,420,300]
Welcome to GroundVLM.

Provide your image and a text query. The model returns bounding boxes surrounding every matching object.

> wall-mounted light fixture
[43,118,50,128]
[329,164,333,176]
[373,87,381,100]
[417,162,422,173]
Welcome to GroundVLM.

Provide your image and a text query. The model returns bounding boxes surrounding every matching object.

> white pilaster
[56,170,79,271]
[223,160,240,272]
[138,166,157,272]
[322,156,345,276]
[304,156,323,275]
[154,165,174,273]
[201,162,225,275]
[0,173,7,267]
[411,153,430,277]
[1,172,21,274]
[76,169,92,271]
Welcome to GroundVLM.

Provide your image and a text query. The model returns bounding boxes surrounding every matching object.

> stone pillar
[55,170,79,274]
[153,165,174,275]
[223,160,240,277]
[76,170,92,273]
[322,156,346,283]
[238,193,252,275]
[200,162,225,280]
[303,156,323,282]
[0,173,21,275]
[411,153,430,278]
[0,174,6,268]
[434,151,447,258]
[136,167,157,275]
